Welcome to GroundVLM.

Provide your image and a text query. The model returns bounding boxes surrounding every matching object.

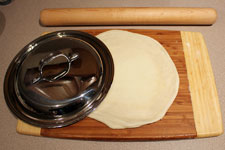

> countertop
[0,0,224,149]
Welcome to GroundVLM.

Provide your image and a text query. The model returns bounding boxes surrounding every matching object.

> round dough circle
[89,30,179,129]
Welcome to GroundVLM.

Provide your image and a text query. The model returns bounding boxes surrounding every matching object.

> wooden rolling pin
[40,7,217,26]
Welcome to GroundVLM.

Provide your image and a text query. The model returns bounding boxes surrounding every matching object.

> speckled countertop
[0,0,224,149]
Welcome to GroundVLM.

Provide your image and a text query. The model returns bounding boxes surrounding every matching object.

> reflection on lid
[22,48,100,101]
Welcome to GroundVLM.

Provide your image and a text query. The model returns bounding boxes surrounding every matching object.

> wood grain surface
[181,31,223,137]
[16,29,223,140]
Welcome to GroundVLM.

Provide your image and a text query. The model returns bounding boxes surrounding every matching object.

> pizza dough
[89,30,179,129]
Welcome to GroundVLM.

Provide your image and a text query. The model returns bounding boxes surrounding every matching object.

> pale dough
[89,30,179,129]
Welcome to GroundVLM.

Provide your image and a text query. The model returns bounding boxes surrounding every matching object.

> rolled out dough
[89,30,179,129]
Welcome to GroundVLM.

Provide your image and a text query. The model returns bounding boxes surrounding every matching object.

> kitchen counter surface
[0,0,224,149]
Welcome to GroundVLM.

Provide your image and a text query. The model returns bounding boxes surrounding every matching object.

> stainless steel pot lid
[4,30,114,128]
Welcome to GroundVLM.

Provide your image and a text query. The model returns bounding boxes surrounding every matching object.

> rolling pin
[40,7,217,26]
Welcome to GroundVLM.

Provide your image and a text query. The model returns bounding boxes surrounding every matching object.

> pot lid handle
[32,51,79,84]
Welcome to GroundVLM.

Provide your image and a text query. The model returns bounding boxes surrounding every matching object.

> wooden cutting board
[16,29,223,140]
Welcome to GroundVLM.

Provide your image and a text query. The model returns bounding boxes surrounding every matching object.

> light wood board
[16,29,223,140]
[181,31,223,137]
